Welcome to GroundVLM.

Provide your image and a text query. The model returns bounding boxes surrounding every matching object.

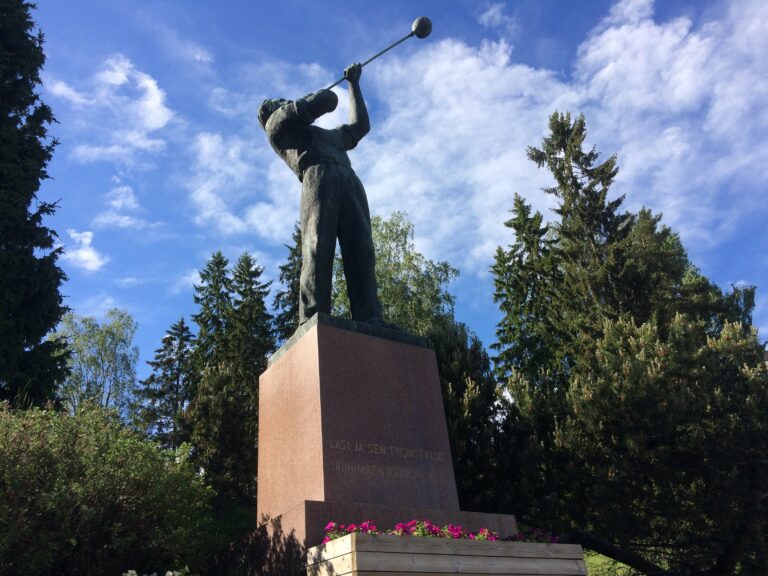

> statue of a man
[259,63,385,327]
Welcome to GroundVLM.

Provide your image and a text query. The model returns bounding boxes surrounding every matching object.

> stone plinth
[257,314,517,548]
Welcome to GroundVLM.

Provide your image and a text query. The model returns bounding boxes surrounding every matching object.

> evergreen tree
[273,222,302,343]
[426,315,499,512]
[188,252,233,495]
[135,317,195,449]
[491,194,560,383]
[0,0,68,406]
[227,253,275,500]
[492,111,764,575]
[187,252,274,503]
[192,251,232,363]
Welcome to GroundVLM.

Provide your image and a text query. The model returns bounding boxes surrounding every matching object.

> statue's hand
[344,63,362,83]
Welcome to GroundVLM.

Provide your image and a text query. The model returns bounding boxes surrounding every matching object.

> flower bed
[322,519,499,543]
[321,518,559,544]
[305,532,588,576]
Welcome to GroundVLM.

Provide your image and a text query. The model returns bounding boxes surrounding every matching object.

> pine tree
[0,0,68,406]
[135,317,195,449]
[273,222,302,343]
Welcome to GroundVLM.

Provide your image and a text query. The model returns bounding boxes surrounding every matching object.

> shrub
[0,404,215,575]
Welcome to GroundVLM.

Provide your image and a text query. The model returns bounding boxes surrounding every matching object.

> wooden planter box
[306,533,587,575]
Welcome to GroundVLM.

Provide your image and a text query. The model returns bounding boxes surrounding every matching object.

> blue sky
[34,0,768,378]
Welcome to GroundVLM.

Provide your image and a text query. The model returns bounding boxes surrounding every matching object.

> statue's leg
[299,165,340,324]
[338,170,383,322]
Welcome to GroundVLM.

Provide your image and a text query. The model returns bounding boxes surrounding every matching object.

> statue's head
[258,98,288,129]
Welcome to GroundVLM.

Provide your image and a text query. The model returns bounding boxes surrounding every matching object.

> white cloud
[331,0,768,272]
[92,184,159,230]
[47,79,91,105]
[48,54,174,165]
[575,0,768,247]
[170,269,200,294]
[76,294,119,318]
[145,20,214,64]
[115,276,142,287]
[106,185,140,211]
[478,3,520,38]
[183,0,768,279]
[604,0,655,26]
[61,229,109,272]
[186,131,277,235]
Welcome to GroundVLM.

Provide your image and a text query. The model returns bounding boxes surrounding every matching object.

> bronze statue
[259,64,384,326]
[258,18,432,329]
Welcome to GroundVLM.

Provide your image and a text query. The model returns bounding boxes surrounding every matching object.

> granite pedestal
[256,314,517,548]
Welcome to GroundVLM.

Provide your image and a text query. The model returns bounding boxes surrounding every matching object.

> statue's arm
[266,91,338,145]
[343,63,370,148]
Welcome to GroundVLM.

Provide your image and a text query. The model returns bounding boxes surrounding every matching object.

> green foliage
[52,308,139,415]
[0,404,215,576]
[0,0,68,406]
[492,111,766,574]
[426,315,499,511]
[332,211,458,336]
[272,222,302,343]
[135,317,195,449]
[558,317,768,574]
[187,252,275,503]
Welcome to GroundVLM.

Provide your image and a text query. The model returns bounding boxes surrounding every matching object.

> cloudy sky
[35,0,768,377]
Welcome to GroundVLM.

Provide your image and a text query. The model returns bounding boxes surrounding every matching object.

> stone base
[257,314,517,550]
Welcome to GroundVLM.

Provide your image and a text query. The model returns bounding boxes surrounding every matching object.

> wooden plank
[347,534,584,559]
[305,551,354,576]
[307,536,354,565]
[304,534,588,575]
[354,551,586,575]
[352,570,587,576]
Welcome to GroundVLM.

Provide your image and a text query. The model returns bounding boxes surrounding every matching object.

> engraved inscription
[328,438,446,462]
[334,460,449,482]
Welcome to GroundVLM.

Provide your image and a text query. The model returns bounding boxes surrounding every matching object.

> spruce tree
[187,252,275,503]
[227,253,274,500]
[0,0,68,406]
[492,111,764,574]
[188,252,233,495]
[192,251,232,362]
[272,222,302,343]
[491,194,560,383]
[135,317,195,449]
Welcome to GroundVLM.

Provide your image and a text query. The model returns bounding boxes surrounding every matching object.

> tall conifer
[0,0,68,405]
[135,317,195,449]
[272,222,302,343]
